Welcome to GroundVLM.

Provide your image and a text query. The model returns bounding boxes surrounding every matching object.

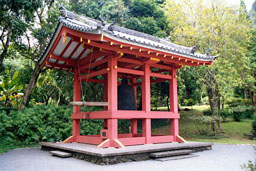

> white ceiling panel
[71,44,84,59]
[57,61,65,65]
[52,37,71,56]
[48,58,57,63]
[79,49,90,59]
[62,42,78,58]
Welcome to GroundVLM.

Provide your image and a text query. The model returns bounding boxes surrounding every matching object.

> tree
[18,1,60,109]
[165,0,253,134]
[0,0,41,68]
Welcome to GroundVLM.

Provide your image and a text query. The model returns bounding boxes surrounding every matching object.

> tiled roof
[38,8,217,64]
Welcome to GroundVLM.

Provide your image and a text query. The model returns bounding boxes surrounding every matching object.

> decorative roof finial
[206,48,210,56]
[191,45,198,54]
[108,21,116,31]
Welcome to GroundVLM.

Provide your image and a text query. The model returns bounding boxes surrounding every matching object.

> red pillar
[107,55,118,146]
[169,68,179,141]
[142,64,151,144]
[104,75,108,129]
[73,67,81,142]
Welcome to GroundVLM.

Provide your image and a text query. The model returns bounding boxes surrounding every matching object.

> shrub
[241,160,256,171]
[252,117,256,138]
[0,105,103,144]
[244,106,256,119]
[232,106,256,122]
[225,97,251,107]
[203,109,212,116]
[232,106,246,122]
[220,109,232,122]
[189,116,215,135]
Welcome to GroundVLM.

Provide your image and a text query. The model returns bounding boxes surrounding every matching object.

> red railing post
[72,67,81,142]
[142,64,151,144]
[169,68,179,141]
[107,55,118,146]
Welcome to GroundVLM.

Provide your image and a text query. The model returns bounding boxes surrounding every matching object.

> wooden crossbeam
[70,101,108,106]
[50,54,76,66]
[150,72,172,80]
[117,67,144,76]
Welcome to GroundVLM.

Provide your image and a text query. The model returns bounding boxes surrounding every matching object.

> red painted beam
[50,54,76,66]
[118,58,143,65]
[76,136,102,144]
[72,111,111,119]
[117,67,144,76]
[46,61,71,69]
[118,137,145,146]
[150,72,172,80]
[151,136,174,143]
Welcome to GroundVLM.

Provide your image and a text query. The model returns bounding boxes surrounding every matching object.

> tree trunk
[217,94,222,130]
[19,63,41,109]
[0,26,12,68]
[244,89,248,99]
[167,96,170,111]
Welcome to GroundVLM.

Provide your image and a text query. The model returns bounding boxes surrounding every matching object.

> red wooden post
[130,119,137,135]
[73,67,81,142]
[104,75,108,129]
[142,64,151,144]
[107,55,118,146]
[169,68,179,141]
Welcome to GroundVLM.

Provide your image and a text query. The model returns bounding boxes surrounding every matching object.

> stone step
[49,150,72,158]
[150,149,194,159]
[155,154,198,161]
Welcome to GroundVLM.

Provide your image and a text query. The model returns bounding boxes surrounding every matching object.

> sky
[231,0,255,11]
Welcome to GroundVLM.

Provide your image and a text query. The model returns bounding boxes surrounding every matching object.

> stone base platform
[40,141,212,165]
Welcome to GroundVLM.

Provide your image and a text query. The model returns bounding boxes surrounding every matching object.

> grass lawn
[153,105,256,145]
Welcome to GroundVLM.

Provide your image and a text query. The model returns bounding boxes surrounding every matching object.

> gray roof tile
[39,8,217,64]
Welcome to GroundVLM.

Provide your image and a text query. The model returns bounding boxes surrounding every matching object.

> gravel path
[0,144,255,171]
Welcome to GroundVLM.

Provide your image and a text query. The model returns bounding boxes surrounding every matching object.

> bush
[220,109,232,122]
[203,109,212,116]
[252,117,256,138]
[244,106,256,119]
[232,106,256,122]
[0,105,103,144]
[232,106,246,122]
[225,97,251,107]
[189,116,215,135]
[241,160,256,171]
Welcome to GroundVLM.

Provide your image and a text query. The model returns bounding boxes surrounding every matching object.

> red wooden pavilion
[39,8,216,148]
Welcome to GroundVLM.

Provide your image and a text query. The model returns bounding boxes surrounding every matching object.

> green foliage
[241,160,256,171]
[183,98,197,107]
[232,106,256,121]
[220,109,232,122]
[189,116,215,135]
[0,69,23,107]
[252,117,256,138]
[226,97,252,107]
[203,109,212,116]
[0,105,103,144]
